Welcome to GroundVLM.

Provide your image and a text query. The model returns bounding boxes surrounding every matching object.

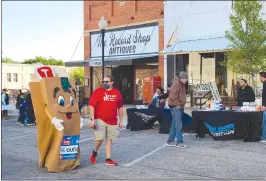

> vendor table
[192,110,263,141]
[126,108,195,134]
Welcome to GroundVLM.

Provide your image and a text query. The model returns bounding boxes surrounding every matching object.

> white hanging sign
[90,25,159,57]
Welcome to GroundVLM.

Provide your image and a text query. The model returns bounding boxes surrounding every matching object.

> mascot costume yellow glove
[29,65,83,172]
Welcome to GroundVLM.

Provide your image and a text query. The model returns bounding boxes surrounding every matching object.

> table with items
[192,102,263,142]
[126,107,195,134]
[1,104,14,120]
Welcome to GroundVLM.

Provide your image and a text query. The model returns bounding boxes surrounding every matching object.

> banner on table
[134,112,156,124]
[204,123,235,137]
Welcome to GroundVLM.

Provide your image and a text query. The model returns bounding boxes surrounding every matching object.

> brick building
[82,1,164,104]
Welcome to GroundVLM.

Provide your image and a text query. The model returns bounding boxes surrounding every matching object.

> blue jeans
[168,108,183,143]
[261,111,266,141]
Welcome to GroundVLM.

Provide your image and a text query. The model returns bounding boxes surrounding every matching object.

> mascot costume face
[29,65,83,172]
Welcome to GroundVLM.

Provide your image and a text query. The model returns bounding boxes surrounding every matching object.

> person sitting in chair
[150,86,167,108]
[164,84,171,108]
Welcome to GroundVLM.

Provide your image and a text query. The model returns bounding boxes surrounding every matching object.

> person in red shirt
[88,75,123,166]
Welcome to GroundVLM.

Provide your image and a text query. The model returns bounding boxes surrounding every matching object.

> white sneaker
[176,143,188,149]
[166,142,177,147]
[259,140,266,144]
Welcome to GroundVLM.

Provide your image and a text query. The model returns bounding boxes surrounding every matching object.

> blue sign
[204,123,235,137]
[59,135,80,160]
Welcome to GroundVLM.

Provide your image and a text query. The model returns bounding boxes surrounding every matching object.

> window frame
[13,73,18,82]
[7,73,12,82]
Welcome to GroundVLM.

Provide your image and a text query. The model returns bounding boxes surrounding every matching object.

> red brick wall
[84,0,164,96]
[158,21,164,86]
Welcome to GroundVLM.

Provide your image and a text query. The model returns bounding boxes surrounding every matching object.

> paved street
[2,111,266,180]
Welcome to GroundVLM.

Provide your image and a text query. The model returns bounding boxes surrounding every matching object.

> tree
[69,67,84,86]
[22,56,64,66]
[2,57,18,64]
[224,0,266,86]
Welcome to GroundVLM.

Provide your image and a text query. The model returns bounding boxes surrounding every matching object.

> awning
[64,53,158,67]
[160,37,266,55]
[160,37,231,55]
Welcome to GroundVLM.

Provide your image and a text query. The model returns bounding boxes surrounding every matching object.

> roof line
[177,36,226,43]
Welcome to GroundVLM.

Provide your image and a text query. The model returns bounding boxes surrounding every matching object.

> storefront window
[135,64,158,100]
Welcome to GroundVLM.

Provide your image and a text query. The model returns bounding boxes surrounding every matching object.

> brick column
[158,19,164,87]
[84,35,91,98]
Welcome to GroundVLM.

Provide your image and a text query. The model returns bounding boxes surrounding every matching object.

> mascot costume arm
[45,106,64,131]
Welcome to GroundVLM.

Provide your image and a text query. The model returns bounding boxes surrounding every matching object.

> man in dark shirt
[237,79,255,106]
[259,72,266,144]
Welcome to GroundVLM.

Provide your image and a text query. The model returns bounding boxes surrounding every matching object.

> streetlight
[98,16,108,79]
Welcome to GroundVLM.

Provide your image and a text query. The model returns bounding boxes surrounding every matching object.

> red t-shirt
[89,87,123,125]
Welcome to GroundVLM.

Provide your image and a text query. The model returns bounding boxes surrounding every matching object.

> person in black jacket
[17,95,27,125]
[16,90,24,109]
[25,93,35,126]
[259,72,266,143]
[1,89,9,119]
[237,79,255,106]
[259,72,266,107]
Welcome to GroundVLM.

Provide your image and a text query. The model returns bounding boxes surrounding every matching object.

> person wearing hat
[167,71,188,148]
[236,79,255,106]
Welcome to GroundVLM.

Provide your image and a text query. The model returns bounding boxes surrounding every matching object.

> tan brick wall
[84,0,164,96]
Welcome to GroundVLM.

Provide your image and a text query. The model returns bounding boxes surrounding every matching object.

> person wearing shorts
[88,75,123,166]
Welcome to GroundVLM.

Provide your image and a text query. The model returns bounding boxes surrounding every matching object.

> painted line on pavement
[79,137,94,143]
[124,144,167,167]
[79,128,127,143]
[123,133,188,167]
[2,133,37,142]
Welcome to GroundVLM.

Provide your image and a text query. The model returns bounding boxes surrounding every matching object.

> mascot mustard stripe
[61,77,72,93]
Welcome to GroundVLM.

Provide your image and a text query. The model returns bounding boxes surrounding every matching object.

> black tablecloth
[192,111,263,141]
[126,108,195,134]
[126,107,162,131]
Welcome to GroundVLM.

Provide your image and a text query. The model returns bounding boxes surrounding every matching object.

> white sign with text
[89,60,102,67]
[90,25,159,57]
[194,82,221,102]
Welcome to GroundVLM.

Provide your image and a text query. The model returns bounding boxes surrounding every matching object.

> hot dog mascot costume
[29,65,84,172]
